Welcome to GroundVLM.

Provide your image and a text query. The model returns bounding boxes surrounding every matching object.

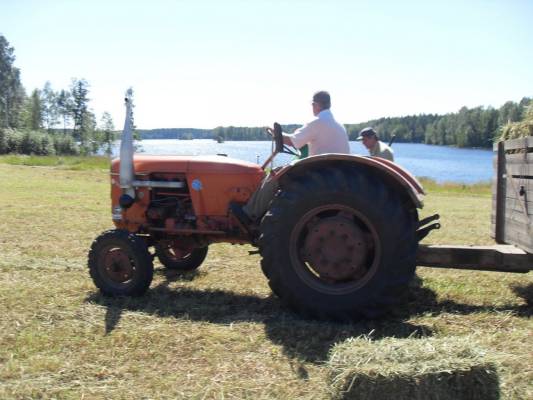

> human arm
[283,120,318,149]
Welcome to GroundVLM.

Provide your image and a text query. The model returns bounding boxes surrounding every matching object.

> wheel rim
[289,204,381,295]
[99,246,136,286]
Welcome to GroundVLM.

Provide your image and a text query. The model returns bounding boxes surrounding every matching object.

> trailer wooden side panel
[491,137,533,253]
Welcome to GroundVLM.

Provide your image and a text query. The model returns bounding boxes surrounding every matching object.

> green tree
[56,89,73,133]
[99,111,115,156]
[41,81,59,131]
[0,35,26,128]
[70,78,90,149]
[28,88,43,130]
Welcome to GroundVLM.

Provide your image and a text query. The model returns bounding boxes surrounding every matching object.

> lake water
[117,139,493,184]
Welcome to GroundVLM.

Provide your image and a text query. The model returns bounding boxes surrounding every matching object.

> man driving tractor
[232,91,350,224]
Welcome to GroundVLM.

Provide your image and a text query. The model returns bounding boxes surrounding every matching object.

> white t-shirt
[287,109,350,156]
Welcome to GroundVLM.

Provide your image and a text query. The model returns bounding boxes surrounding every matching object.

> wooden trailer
[416,137,533,273]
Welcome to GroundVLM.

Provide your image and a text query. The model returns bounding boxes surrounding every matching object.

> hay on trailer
[327,335,499,400]
[500,104,533,141]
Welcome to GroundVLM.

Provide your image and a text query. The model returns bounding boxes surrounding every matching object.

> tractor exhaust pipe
[119,88,135,205]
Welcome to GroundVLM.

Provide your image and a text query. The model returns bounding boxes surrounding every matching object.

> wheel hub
[302,216,369,281]
[103,248,134,283]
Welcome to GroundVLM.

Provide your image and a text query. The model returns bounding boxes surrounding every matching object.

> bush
[0,128,81,155]
[0,128,9,154]
[19,130,55,155]
[6,128,23,153]
[52,133,79,155]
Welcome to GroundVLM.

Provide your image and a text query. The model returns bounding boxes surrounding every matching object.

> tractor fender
[274,154,425,208]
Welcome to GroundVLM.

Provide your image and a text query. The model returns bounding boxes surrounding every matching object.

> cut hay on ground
[327,335,499,400]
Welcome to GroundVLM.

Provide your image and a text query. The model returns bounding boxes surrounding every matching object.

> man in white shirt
[285,92,350,156]
[357,127,394,161]
[233,91,350,224]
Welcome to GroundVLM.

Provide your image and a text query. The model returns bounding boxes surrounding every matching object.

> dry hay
[327,335,499,400]
[500,103,533,141]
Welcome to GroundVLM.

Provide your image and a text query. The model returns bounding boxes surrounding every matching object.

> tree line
[140,100,530,148]
[0,35,115,156]
[343,97,530,147]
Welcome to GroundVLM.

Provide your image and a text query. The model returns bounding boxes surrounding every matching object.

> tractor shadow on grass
[511,282,533,307]
[87,285,433,364]
[396,276,533,319]
[85,274,531,364]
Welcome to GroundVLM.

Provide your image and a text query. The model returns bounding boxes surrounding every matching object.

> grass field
[0,159,531,399]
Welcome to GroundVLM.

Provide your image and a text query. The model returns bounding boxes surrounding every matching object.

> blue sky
[1,0,532,129]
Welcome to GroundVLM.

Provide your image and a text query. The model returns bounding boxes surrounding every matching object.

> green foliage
[99,111,115,156]
[41,81,59,131]
[4,129,54,155]
[0,35,26,129]
[138,100,530,148]
[70,78,91,147]
[346,98,530,148]
[52,133,79,155]
[0,128,81,156]
[56,89,73,133]
[28,88,43,130]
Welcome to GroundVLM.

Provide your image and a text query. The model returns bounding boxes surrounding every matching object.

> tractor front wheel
[155,242,208,271]
[88,229,153,296]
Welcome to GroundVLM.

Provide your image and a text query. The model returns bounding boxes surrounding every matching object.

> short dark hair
[312,91,331,109]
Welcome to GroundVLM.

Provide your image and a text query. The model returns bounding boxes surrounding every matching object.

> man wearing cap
[231,91,350,225]
[357,127,394,162]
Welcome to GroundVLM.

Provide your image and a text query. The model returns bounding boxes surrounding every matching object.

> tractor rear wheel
[154,242,208,271]
[88,229,153,296]
[259,166,418,321]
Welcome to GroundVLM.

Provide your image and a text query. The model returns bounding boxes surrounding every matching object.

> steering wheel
[267,122,300,157]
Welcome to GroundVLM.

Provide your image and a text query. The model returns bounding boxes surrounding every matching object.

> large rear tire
[259,166,418,320]
[88,229,153,296]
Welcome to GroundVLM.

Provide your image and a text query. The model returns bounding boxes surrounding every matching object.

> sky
[1,0,532,129]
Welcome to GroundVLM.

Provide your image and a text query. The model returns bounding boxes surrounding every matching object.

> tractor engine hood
[111,154,264,176]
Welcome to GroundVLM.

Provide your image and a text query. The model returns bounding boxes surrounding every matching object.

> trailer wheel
[155,243,208,271]
[259,166,418,320]
[88,229,153,296]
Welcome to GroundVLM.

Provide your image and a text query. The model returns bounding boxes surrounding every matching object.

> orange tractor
[88,90,436,320]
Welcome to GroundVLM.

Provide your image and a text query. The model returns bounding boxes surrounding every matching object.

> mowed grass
[0,162,531,399]
[0,154,111,170]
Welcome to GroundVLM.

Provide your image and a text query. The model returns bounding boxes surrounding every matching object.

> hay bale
[327,336,499,400]
[499,104,533,141]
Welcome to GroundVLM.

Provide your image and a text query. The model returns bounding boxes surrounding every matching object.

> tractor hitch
[416,214,441,241]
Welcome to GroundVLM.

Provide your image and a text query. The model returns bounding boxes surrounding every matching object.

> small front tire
[155,242,208,271]
[88,229,153,296]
